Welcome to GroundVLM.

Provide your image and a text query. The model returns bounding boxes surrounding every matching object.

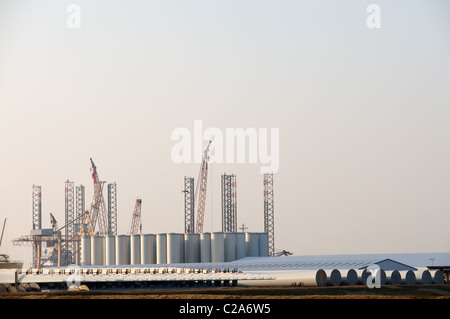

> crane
[89,158,108,236]
[129,198,142,235]
[274,250,293,257]
[0,218,15,265]
[50,213,58,232]
[195,140,212,233]
[0,218,6,250]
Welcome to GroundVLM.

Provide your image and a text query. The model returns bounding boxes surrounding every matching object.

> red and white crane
[195,140,212,234]
[129,198,142,235]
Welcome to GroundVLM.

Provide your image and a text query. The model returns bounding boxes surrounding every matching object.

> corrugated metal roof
[148,252,450,271]
[42,252,450,272]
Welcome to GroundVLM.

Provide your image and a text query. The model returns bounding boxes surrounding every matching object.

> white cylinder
[357,269,386,286]
[167,233,182,264]
[90,236,104,266]
[115,235,130,265]
[414,270,432,284]
[105,235,115,266]
[141,234,156,265]
[258,233,269,257]
[200,232,211,263]
[130,234,141,265]
[211,232,225,262]
[245,232,259,257]
[340,269,358,285]
[355,269,366,285]
[241,270,328,287]
[156,233,167,264]
[194,233,200,262]
[235,233,245,260]
[80,236,91,266]
[184,233,200,263]
[180,233,185,263]
[325,269,342,286]
[430,270,445,284]
[385,270,401,285]
[399,270,415,284]
[224,233,236,262]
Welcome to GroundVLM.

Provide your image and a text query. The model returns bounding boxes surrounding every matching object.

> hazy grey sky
[1,0,449,267]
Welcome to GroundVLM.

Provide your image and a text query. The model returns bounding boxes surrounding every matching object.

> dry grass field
[2,285,450,299]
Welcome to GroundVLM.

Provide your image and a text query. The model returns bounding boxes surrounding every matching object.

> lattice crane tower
[264,173,274,256]
[195,141,212,234]
[129,198,142,235]
[183,177,195,234]
[89,158,108,236]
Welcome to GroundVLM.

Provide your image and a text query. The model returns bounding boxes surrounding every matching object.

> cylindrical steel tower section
[156,233,167,264]
[90,235,104,265]
[224,233,236,262]
[235,232,245,260]
[414,270,432,284]
[241,270,328,287]
[385,270,401,285]
[200,232,211,263]
[357,268,386,286]
[258,233,269,257]
[399,270,416,285]
[105,235,115,265]
[429,270,445,284]
[325,269,342,286]
[340,269,358,285]
[167,233,183,264]
[130,234,141,265]
[245,232,259,257]
[80,236,91,266]
[211,232,225,263]
[184,233,200,263]
[141,234,156,264]
[115,235,130,265]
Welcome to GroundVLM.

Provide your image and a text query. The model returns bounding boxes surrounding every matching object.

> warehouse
[1,252,447,290]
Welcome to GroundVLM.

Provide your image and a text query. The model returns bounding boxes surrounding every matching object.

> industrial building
[3,154,448,291]
[0,253,447,290]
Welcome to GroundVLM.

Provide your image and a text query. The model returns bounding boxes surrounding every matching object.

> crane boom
[129,198,142,235]
[195,141,212,233]
[89,158,108,235]
[50,213,58,231]
[90,158,99,185]
[0,218,6,249]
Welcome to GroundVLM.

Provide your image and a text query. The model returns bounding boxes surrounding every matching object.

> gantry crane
[195,140,212,233]
[12,211,91,268]
[129,198,142,235]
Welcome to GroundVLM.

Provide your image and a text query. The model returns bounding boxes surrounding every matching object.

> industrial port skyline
[1,0,450,269]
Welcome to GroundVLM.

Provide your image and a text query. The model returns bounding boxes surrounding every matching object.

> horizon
[1,0,450,268]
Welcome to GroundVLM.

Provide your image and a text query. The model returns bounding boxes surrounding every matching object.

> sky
[0,0,449,268]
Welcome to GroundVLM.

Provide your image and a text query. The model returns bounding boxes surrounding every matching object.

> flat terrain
[2,285,450,299]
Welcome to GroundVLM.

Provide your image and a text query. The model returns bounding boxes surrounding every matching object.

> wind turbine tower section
[108,182,117,236]
[264,173,274,257]
[183,176,195,234]
[221,173,237,233]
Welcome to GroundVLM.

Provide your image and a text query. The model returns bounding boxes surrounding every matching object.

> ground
[2,285,450,299]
